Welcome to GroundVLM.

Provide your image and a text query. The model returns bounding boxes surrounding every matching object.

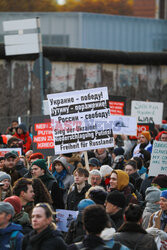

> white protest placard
[131,101,163,124]
[102,115,137,136]
[47,87,114,154]
[149,141,167,176]
[0,148,22,157]
[56,209,78,232]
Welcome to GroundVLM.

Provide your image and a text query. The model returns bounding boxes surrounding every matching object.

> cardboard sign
[56,209,78,232]
[47,87,114,154]
[0,148,22,157]
[149,141,167,176]
[32,116,54,158]
[131,101,163,124]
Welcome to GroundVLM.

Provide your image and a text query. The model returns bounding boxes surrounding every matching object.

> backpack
[10,230,20,249]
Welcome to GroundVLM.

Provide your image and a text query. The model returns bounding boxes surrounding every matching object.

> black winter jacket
[113,222,157,250]
[67,184,91,210]
[22,225,67,250]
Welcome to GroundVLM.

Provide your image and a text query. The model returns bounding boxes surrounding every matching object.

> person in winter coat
[0,171,12,201]
[133,131,152,157]
[142,187,161,229]
[14,123,32,154]
[113,204,157,250]
[109,170,137,205]
[124,160,143,191]
[31,159,64,209]
[148,190,167,232]
[3,152,21,185]
[0,202,23,250]
[65,199,95,244]
[94,148,112,166]
[112,147,125,170]
[66,168,90,210]
[68,204,125,250]
[22,203,67,250]
[105,190,126,230]
[4,195,32,235]
[52,157,74,204]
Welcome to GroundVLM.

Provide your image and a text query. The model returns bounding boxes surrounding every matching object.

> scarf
[161,211,167,230]
[53,169,66,189]
[95,150,107,163]
[144,202,160,214]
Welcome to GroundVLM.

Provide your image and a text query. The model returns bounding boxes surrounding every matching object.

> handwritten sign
[47,87,114,154]
[131,101,163,124]
[149,141,167,176]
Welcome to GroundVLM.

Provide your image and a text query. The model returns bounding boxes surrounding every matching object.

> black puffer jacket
[22,225,67,250]
[113,222,157,250]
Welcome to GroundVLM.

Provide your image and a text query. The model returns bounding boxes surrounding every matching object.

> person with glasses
[22,203,67,250]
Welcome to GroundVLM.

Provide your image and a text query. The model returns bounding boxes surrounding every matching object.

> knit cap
[0,202,15,217]
[145,186,161,203]
[89,158,101,167]
[89,189,107,205]
[141,131,151,142]
[152,175,167,189]
[0,171,11,182]
[77,199,95,211]
[32,159,47,172]
[4,196,22,214]
[106,190,126,209]
[161,190,167,200]
[100,165,113,177]
[113,147,124,156]
[30,153,44,161]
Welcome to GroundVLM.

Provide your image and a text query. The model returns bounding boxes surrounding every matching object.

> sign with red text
[109,101,124,115]
[0,148,22,157]
[32,116,54,157]
[47,87,114,154]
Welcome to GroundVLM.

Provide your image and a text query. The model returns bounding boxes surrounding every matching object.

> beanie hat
[106,190,126,209]
[141,131,151,142]
[113,170,129,191]
[160,190,167,200]
[0,202,15,217]
[29,153,44,161]
[145,186,161,203]
[32,159,47,172]
[0,171,11,182]
[100,165,113,177]
[4,196,22,214]
[113,147,124,156]
[89,189,107,205]
[152,175,167,188]
[77,199,95,211]
[18,123,27,133]
[89,158,101,167]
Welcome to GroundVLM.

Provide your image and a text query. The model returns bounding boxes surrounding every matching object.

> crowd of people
[0,120,167,249]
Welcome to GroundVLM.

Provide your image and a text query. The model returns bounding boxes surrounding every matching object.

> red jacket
[14,132,32,153]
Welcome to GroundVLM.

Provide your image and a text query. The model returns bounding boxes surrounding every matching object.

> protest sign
[0,148,22,157]
[56,209,78,232]
[47,87,114,154]
[32,116,54,158]
[105,115,137,136]
[131,101,163,124]
[149,141,167,176]
[108,95,126,115]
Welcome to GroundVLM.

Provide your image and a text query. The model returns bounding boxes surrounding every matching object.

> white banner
[56,209,78,232]
[131,101,163,124]
[47,87,114,154]
[149,141,167,176]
